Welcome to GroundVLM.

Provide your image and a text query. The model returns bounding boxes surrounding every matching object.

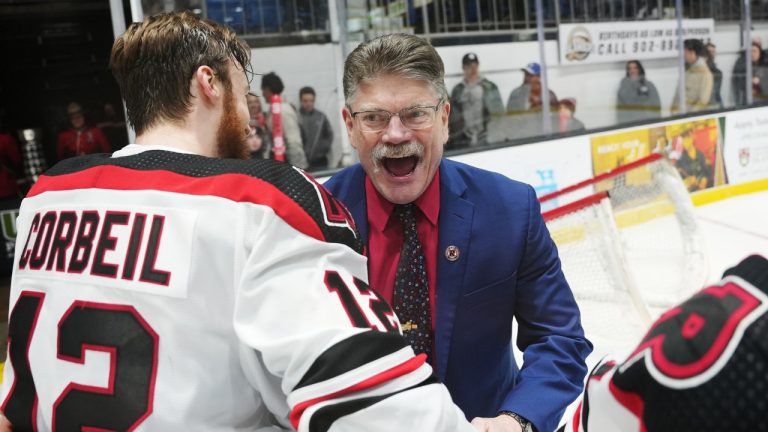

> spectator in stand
[0,118,22,200]
[246,92,269,159]
[732,38,768,106]
[448,52,504,149]
[498,62,560,140]
[260,72,308,168]
[557,98,585,133]
[56,101,111,161]
[506,62,558,112]
[298,86,334,170]
[671,39,713,113]
[97,101,128,150]
[0,118,22,276]
[705,42,724,108]
[616,60,662,124]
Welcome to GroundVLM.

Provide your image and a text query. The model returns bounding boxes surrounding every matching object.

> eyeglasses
[350,99,443,132]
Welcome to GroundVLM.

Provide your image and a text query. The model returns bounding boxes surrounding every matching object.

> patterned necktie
[393,204,433,364]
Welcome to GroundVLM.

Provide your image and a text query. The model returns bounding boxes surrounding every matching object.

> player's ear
[194,65,219,103]
[342,106,357,149]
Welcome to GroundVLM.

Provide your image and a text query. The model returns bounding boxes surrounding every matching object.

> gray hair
[343,33,448,106]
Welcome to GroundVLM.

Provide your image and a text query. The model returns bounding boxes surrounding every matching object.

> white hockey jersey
[0,145,473,431]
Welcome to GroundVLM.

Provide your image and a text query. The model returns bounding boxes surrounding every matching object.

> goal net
[543,192,652,349]
[541,153,708,334]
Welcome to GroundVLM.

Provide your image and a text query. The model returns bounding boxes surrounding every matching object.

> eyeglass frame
[349,98,445,132]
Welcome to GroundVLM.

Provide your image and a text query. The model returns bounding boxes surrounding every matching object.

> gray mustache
[371,142,425,161]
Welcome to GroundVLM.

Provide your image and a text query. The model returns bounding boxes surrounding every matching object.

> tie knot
[396,203,416,223]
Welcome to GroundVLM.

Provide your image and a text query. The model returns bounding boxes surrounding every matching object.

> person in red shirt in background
[0,130,22,199]
[0,120,23,276]
[56,101,111,161]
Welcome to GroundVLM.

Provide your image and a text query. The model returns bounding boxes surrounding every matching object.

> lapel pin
[445,245,460,261]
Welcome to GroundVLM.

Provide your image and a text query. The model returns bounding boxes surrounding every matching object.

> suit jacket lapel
[334,166,369,245]
[435,160,474,381]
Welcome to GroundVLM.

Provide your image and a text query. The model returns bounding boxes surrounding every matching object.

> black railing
[199,0,764,41]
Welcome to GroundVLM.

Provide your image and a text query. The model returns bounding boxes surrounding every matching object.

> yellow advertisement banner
[591,129,652,175]
[591,117,724,192]
[663,118,724,191]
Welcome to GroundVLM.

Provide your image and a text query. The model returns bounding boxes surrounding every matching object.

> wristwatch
[499,411,533,432]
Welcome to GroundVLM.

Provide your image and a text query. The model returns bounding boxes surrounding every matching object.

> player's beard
[216,89,249,160]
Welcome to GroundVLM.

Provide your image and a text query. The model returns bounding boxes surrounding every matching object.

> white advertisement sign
[723,107,768,184]
[559,19,715,65]
[449,136,593,211]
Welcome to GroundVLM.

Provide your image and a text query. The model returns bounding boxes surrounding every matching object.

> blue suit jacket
[325,159,592,432]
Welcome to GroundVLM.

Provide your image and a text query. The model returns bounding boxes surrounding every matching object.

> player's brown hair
[110,11,252,135]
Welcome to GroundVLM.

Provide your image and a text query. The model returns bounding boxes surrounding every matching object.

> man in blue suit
[325,34,592,432]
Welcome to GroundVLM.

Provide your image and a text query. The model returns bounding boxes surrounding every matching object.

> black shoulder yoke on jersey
[39,151,365,255]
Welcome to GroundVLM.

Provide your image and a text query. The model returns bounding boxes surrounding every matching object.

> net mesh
[547,196,651,350]
[543,154,708,311]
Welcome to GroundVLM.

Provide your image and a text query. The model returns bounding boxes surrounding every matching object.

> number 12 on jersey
[2,291,159,431]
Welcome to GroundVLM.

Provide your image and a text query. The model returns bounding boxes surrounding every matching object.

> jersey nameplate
[16,206,195,298]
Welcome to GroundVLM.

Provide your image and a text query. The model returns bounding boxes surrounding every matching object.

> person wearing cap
[671,39,713,113]
[506,62,558,113]
[557,98,585,133]
[56,101,111,161]
[447,52,504,150]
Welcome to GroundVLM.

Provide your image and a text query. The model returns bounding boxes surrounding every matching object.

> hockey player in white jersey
[0,11,477,431]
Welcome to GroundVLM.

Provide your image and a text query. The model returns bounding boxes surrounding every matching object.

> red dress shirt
[364,171,440,330]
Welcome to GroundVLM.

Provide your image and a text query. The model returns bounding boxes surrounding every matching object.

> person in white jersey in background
[0,11,478,432]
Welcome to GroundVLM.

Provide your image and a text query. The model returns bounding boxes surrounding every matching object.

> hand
[470,414,522,432]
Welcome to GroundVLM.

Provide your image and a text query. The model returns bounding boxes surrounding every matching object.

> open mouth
[382,156,419,177]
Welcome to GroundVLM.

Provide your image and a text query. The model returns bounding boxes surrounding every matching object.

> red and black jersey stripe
[295,331,413,389]
[29,151,364,255]
[307,374,439,432]
[291,330,436,430]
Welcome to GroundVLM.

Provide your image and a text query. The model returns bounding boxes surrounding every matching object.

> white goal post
[543,191,652,349]
[540,153,709,346]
